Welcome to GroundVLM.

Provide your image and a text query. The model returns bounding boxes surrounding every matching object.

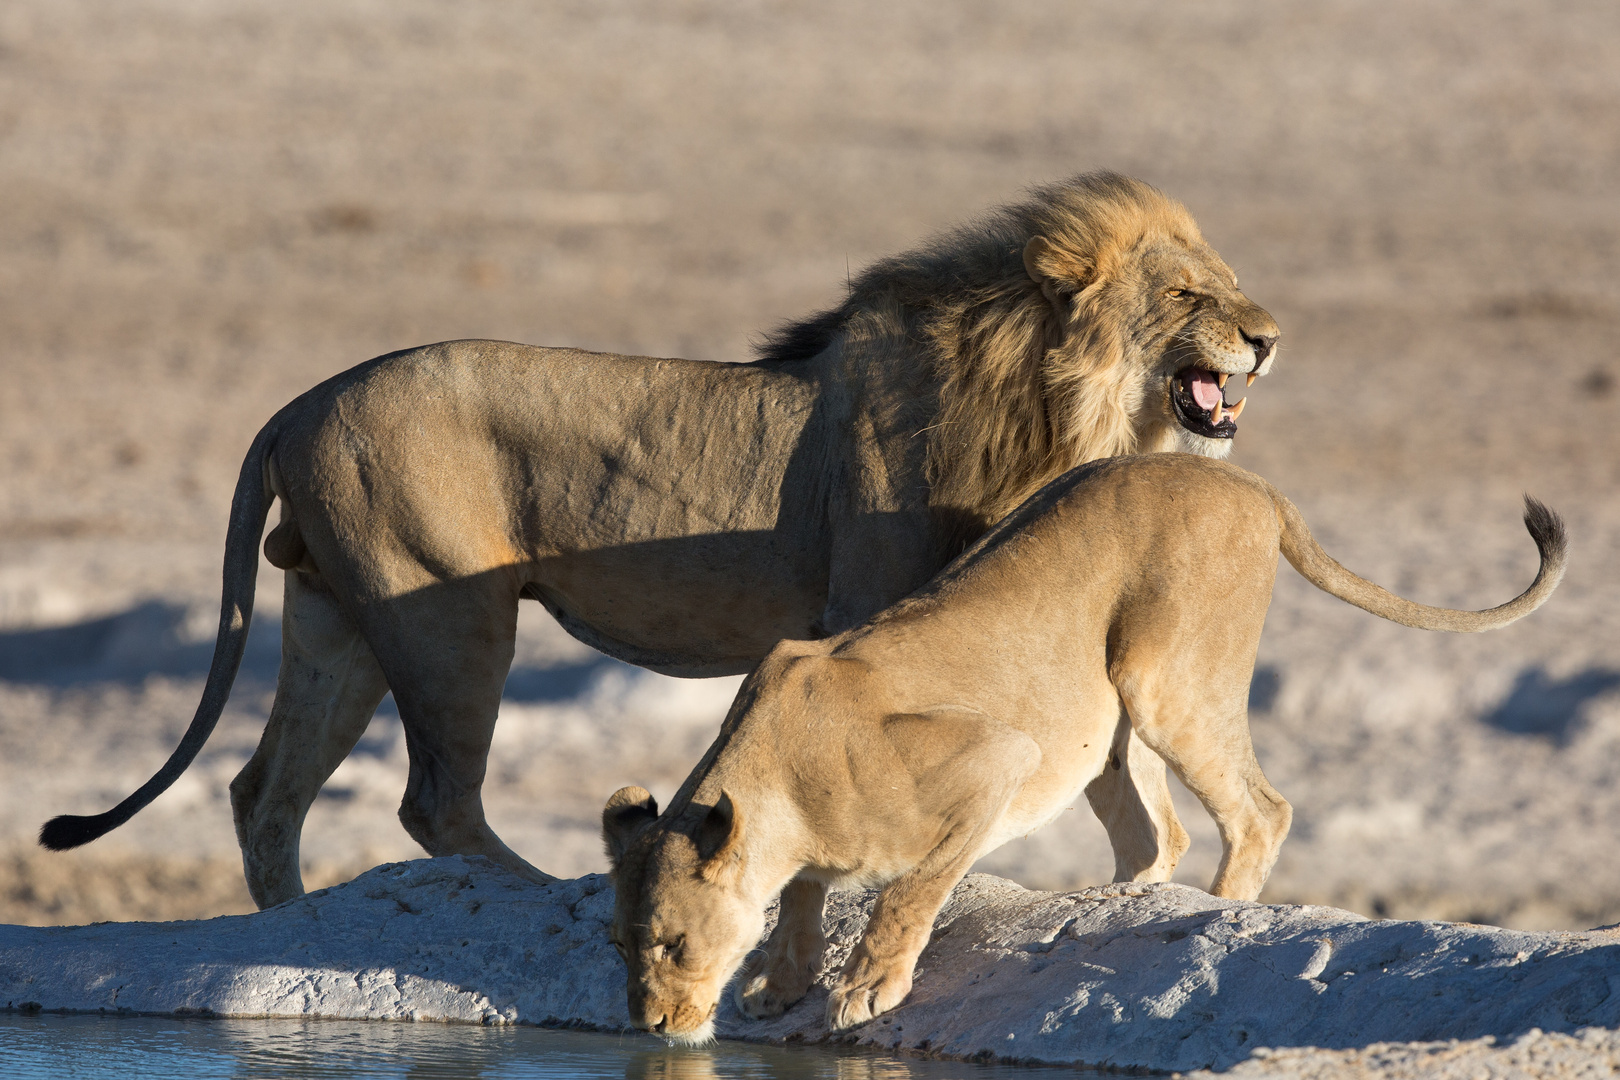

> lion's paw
[826,969,912,1032]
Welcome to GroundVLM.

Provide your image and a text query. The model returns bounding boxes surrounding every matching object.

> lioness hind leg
[230,571,390,910]
[1085,709,1190,884]
[736,877,828,1019]
[1126,695,1291,901]
[361,578,556,885]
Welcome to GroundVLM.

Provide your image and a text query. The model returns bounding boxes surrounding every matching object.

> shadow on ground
[1480,667,1620,744]
[0,600,635,704]
[0,602,282,687]
[1249,665,1281,713]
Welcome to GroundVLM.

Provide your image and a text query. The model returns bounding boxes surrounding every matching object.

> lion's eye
[1167,288,1189,299]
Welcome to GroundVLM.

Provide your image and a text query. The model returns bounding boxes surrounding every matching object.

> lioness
[43,174,1281,909]
[602,454,1565,1041]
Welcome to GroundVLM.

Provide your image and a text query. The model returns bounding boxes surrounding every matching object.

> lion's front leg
[736,877,828,1019]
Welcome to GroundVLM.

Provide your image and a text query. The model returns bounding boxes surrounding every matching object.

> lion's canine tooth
[1217,373,1229,388]
[1246,372,1258,387]
[1229,397,1246,420]
[1211,401,1224,424]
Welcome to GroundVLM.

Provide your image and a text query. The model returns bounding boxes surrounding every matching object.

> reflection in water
[628,1047,725,1080]
[829,1056,921,1080]
[0,1015,1087,1079]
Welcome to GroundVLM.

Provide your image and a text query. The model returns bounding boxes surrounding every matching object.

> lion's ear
[1023,235,1093,326]
[602,785,659,866]
[695,790,744,883]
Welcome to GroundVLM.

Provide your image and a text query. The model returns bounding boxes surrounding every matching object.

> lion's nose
[651,1015,668,1033]
[1243,330,1277,367]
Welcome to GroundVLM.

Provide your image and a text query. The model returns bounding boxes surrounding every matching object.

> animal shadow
[1480,666,1620,744]
[0,601,281,688]
[499,655,633,703]
[1248,665,1281,713]
[0,598,632,708]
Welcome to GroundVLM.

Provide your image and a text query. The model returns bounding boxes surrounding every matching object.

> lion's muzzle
[1244,330,1278,368]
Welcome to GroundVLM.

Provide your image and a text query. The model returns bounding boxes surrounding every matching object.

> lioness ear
[695,790,744,882]
[602,785,659,866]
[1023,235,1093,327]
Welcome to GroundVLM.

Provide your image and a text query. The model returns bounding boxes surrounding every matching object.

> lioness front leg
[825,706,1041,1031]
[827,863,969,1031]
[736,877,828,1019]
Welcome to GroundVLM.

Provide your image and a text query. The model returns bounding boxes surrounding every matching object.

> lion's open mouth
[1170,367,1251,439]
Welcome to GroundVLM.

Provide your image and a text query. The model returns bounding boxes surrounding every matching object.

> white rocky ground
[3,0,1619,932]
[4,857,1619,1075]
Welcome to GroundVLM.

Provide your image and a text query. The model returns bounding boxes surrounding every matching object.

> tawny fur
[41,173,1279,910]
[604,455,1564,1039]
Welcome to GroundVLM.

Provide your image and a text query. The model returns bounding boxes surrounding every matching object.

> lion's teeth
[1229,397,1247,420]
[1217,373,1229,388]
[1246,372,1258,387]
[1211,401,1224,424]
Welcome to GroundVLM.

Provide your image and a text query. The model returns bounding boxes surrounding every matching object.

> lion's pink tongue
[1186,369,1223,411]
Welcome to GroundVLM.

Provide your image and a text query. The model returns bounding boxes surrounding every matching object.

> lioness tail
[38,421,279,851]
[1271,489,1566,633]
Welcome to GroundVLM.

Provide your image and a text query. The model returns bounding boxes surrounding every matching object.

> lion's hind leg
[361,577,557,885]
[230,570,390,909]
[736,877,828,1020]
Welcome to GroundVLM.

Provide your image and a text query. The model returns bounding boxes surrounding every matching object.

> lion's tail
[39,420,280,851]
[1269,486,1566,633]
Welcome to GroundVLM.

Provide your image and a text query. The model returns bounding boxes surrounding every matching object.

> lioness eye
[1167,288,1188,299]
[649,935,684,965]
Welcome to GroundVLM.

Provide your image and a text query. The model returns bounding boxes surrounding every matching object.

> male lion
[42,173,1280,909]
[602,454,1565,1042]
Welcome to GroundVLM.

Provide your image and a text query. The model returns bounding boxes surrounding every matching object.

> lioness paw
[736,972,791,1019]
[735,950,816,1020]
[826,970,912,1031]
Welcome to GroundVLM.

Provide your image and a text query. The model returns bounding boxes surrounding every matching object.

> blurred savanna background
[1,0,1617,929]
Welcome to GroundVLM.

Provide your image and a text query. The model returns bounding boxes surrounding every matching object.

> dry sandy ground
[1,0,1619,943]
[1181,1029,1620,1080]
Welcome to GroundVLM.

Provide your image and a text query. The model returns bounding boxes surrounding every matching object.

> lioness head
[602,785,761,1046]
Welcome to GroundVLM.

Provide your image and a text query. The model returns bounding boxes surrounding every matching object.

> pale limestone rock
[3,857,1618,1073]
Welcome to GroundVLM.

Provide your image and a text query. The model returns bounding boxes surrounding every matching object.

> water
[0,1015,1087,1078]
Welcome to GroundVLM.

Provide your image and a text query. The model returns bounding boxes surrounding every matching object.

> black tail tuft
[1522,495,1567,560]
[39,813,111,851]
